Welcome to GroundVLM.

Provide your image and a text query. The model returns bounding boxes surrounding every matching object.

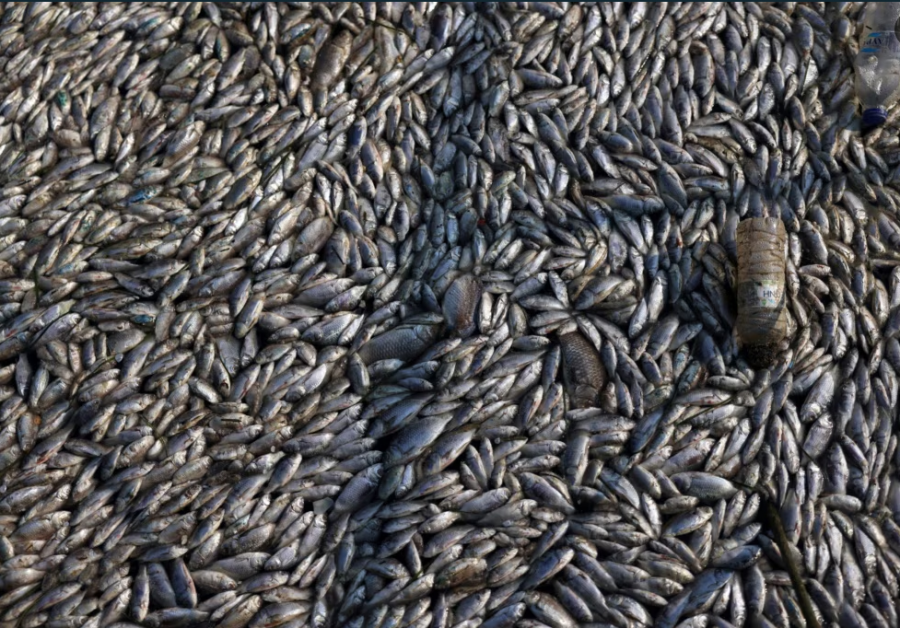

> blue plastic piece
[863,107,888,127]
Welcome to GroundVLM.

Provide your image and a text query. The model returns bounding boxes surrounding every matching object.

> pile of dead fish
[0,1,898,627]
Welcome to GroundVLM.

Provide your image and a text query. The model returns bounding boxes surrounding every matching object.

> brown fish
[310,30,353,109]
[443,274,482,338]
[559,331,606,409]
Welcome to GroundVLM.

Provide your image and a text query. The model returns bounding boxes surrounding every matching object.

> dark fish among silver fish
[559,331,607,409]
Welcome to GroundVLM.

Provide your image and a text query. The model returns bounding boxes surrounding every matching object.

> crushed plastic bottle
[735,217,787,369]
[856,2,900,128]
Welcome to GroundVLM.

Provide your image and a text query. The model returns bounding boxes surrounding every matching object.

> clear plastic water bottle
[856,2,900,127]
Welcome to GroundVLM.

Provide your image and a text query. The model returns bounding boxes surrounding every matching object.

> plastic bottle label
[862,31,900,54]
[738,281,783,310]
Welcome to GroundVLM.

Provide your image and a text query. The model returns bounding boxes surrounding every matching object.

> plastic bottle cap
[863,107,888,128]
